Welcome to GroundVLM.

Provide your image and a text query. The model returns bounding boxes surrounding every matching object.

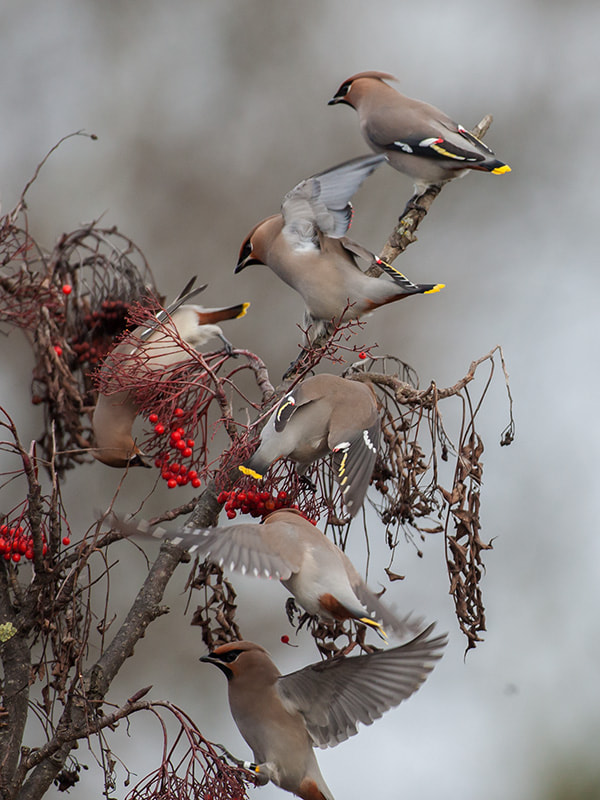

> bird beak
[234,254,263,274]
[199,654,215,663]
[129,453,152,469]
[327,96,340,105]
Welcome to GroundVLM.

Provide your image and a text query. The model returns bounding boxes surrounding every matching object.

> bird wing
[273,384,318,433]
[330,416,380,515]
[337,236,377,265]
[277,624,447,748]
[281,154,385,249]
[365,101,492,166]
[137,278,209,341]
[108,514,304,580]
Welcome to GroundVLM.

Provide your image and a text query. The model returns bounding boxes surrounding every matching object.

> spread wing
[277,624,447,748]
[281,154,385,250]
[108,514,305,580]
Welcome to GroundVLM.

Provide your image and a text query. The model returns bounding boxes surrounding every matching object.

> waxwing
[329,71,511,199]
[235,155,443,339]
[92,278,249,468]
[200,630,446,800]
[111,507,423,640]
[239,373,380,516]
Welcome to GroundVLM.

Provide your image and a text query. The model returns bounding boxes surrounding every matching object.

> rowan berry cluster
[149,408,201,489]
[0,523,71,563]
[216,488,316,523]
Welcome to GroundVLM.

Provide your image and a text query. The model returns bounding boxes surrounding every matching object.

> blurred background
[1,1,599,798]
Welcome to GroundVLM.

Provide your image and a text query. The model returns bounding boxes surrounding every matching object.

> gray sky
[1,1,599,798]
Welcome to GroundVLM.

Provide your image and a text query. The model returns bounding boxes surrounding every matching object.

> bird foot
[219,334,238,357]
[400,194,428,218]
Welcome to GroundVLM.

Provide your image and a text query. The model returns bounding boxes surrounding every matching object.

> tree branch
[14,543,184,800]
[0,567,31,800]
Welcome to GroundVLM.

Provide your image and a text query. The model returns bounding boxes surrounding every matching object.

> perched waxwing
[239,373,380,516]
[235,155,443,338]
[111,507,423,640]
[329,71,511,199]
[201,630,446,800]
[92,278,249,468]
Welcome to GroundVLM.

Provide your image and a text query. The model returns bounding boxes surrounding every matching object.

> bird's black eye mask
[215,649,242,664]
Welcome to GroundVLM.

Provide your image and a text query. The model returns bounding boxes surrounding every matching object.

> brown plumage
[329,71,511,199]
[235,155,443,339]
[92,278,249,468]
[239,373,380,516]
[110,507,424,640]
[201,630,447,799]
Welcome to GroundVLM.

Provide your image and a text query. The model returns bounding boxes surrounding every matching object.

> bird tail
[238,452,268,481]
[376,258,445,295]
[359,617,388,641]
[195,302,250,324]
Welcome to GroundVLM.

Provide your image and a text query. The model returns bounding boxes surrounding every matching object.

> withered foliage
[0,169,157,474]
[188,561,243,650]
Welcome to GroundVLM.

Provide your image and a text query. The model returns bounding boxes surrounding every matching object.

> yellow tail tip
[237,302,251,319]
[360,617,388,640]
[492,164,511,175]
[238,465,263,480]
[425,283,445,294]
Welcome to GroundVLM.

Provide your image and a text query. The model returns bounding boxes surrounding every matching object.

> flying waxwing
[200,631,447,800]
[92,278,250,468]
[239,373,380,516]
[111,507,423,640]
[235,154,443,339]
[329,71,511,200]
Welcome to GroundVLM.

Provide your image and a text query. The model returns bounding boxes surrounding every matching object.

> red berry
[278,491,288,500]
[358,351,367,359]
[0,538,5,552]
[154,423,165,435]
[53,345,63,356]
[18,541,27,554]
[183,447,192,457]
[174,407,185,418]
[149,413,159,423]
[191,478,201,488]
[62,537,71,546]
[176,440,186,451]
[62,284,72,295]
[171,430,182,441]
[186,439,195,448]
[217,491,228,504]
[170,463,181,474]
[3,553,10,561]
[226,509,236,519]
[167,478,177,489]
[280,635,290,644]
[12,552,21,563]
[25,549,34,560]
